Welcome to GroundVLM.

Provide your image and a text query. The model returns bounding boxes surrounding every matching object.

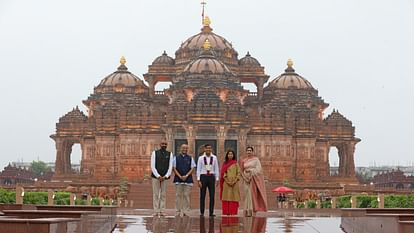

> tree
[30,160,51,176]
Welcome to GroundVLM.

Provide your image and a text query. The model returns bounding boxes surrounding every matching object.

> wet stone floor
[114,209,344,233]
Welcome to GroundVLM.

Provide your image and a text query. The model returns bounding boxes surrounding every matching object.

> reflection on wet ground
[114,210,343,233]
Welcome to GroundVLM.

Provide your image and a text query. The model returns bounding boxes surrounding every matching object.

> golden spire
[203,16,211,27]
[203,39,211,50]
[120,56,126,65]
[287,58,293,68]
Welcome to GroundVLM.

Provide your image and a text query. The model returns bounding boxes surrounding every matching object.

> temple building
[51,17,360,183]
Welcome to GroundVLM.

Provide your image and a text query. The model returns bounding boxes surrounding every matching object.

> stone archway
[53,137,83,176]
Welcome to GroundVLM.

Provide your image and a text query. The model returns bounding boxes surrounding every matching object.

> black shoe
[200,213,204,217]
[209,214,215,217]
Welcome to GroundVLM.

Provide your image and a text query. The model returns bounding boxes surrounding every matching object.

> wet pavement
[114,209,344,233]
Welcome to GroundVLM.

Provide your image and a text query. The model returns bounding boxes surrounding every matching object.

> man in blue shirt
[173,144,196,217]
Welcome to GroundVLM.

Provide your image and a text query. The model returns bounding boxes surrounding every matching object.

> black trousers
[199,174,215,215]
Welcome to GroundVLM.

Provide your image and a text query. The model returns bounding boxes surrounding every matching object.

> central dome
[183,39,232,74]
[180,17,233,51]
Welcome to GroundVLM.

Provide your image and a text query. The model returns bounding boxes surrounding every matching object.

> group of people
[150,140,268,217]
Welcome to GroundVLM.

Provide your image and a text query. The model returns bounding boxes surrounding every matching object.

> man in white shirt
[150,140,173,217]
[196,144,219,217]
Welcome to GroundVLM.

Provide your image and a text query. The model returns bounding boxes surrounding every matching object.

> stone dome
[98,57,145,88]
[239,52,260,66]
[179,17,234,51]
[152,51,174,65]
[183,40,232,74]
[267,59,314,89]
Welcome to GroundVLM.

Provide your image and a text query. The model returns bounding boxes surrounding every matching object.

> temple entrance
[328,146,340,176]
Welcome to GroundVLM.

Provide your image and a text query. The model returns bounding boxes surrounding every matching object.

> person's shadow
[200,216,215,233]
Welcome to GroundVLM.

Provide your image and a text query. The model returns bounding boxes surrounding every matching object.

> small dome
[239,52,260,66]
[267,59,313,89]
[152,51,174,65]
[183,40,232,74]
[98,57,144,87]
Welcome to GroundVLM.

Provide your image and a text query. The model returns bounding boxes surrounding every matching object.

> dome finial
[284,58,295,73]
[203,39,211,50]
[120,56,126,65]
[203,16,211,27]
[287,58,293,68]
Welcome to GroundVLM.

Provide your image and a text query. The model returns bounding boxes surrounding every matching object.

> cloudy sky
[0,0,413,169]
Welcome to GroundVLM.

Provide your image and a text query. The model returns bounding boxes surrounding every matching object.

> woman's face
[246,148,253,156]
[227,151,234,160]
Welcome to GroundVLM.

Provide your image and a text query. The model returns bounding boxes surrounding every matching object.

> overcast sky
[0,0,413,169]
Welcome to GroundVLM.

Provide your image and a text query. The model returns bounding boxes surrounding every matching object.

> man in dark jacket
[151,140,173,216]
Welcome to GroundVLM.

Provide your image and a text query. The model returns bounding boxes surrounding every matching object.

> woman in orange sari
[220,149,241,215]
[240,146,267,217]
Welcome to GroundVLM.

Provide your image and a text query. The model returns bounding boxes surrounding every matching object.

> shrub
[0,189,15,204]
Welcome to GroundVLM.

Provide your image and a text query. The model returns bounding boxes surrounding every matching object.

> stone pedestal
[351,196,357,208]
[331,197,337,209]
[47,190,54,206]
[378,194,385,208]
[87,195,92,205]
[70,194,76,206]
[15,186,24,205]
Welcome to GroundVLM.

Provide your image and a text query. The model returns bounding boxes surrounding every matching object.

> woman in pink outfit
[240,146,268,217]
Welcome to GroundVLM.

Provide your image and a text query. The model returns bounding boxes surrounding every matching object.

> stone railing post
[70,193,76,205]
[331,197,337,209]
[378,194,385,208]
[47,189,54,206]
[350,196,357,208]
[16,186,24,205]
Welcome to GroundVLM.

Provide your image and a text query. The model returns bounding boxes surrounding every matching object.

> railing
[154,91,165,96]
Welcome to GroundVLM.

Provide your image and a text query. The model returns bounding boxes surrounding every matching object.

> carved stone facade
[51,17,360,183]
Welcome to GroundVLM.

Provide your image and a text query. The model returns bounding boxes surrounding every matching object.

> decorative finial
[203,16,211,27]
[246,51,251,56]
[120,56,126,65]
[287,58,293,68]
[285,58,295,73]
[203,39,211,50]
[162,50,167,56]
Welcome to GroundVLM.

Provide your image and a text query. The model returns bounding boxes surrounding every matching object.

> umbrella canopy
[272,186,294,193]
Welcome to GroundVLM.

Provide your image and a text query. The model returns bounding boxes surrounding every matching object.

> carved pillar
[237,128,250,158]
[148,79,155,98]
[337,144,346,177]
[54,138,65,175]
[257,79,265,100]
[345,142,356,177]
[162,127,174,152]
[216,125,229,161]
[184,125,197,155]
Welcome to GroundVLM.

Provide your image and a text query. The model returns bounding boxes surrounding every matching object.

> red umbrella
[272,186,294,193]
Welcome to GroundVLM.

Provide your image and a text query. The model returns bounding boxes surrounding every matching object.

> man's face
[160,142,167,150]
[205,146,212,155]
[180,144,189,154]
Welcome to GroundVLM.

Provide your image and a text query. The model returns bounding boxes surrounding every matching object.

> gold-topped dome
[97,57,148,91]
[267,59,314,89]
[179,16,234,51]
